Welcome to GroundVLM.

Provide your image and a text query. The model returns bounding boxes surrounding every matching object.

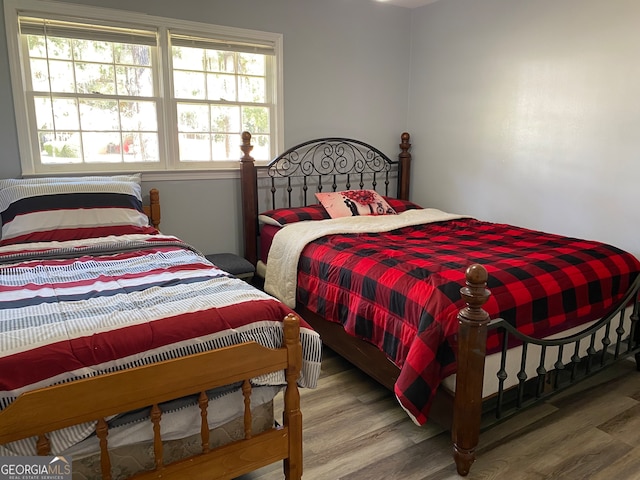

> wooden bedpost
[452,264,491,476]
[145,188,161,229]
[282,313,303,480]
[240,131,258,266]
[397,132,411,200]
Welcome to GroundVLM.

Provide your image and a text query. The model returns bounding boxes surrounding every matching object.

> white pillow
[0,174,141,191]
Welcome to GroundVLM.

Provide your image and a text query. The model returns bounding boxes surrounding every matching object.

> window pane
[242,106,269,135]
[121,101,157,131]
[207,73,236,101]
[30,59,51,92]
[116,66,154,97]
[116,44,152,66]
[26,34,47,58]
[238,76,265,103]
[48,60,75,93]
[46,36,73,60]
[173,71,206,99]
[40,132,82,164]
[34,97,54,130]
[72,39,113,63]
[177,103,210,132]
[206,50,235,73]
[123,132,159,162]
[83,131,124,162]
[238,53,264,76]
[212,134,240,160]
[49,97,80,130]
[211,105,240,133]
[172,46,204,70]
[79,99,119,130]
[178,133,210,161]
[76,62,116,95]
[248,134,270,161]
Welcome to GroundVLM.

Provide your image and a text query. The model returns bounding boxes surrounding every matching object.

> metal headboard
[258,137,396,209]
[239,131,412,265]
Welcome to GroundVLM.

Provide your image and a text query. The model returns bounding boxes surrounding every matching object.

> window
[4,0,283,176]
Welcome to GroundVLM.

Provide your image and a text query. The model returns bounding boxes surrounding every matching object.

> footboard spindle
[150,404,163,471]
[242,379,253,439]
[198,391,210,453]
[96,418,112,480]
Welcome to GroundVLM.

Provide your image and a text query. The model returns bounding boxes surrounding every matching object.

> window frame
[4,0,284,178]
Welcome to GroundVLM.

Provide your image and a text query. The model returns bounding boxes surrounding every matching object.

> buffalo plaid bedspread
[294,217,640,425]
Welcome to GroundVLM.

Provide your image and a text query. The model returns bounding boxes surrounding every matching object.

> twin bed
[1,132,639,479]
[238,131,640,476]
[0,175,322,479]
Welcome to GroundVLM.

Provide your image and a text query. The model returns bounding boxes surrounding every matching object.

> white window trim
[4,0,284,180]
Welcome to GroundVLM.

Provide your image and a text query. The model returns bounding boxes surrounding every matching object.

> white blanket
[264,208,468,308]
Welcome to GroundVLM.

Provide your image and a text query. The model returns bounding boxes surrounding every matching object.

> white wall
[0,0,411,253]
[408,0,640,257]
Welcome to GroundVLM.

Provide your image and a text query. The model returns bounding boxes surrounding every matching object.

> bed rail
[484,273,640,423]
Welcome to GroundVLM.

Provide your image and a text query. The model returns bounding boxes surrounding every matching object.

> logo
[0,456,72,480]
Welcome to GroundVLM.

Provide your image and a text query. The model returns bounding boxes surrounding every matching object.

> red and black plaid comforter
[295,218,640,424]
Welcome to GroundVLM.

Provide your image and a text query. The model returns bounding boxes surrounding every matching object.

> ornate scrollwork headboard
[263,137,395,207]
[239,132,412,264]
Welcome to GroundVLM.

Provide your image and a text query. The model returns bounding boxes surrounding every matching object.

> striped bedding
[0,233,322,455]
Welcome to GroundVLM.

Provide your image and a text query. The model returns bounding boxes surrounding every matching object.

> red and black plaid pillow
[384,197,423,213]
[258,204,330,227]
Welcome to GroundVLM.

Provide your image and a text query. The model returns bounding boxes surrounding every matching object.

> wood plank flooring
[238,348,640,480]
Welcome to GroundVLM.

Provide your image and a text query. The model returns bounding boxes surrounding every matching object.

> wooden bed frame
[142,187,161,230]
[239,131,640,476]
[0,195,305,480]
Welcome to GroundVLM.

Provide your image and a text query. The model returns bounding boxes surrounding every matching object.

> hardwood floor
[238,348,640,480]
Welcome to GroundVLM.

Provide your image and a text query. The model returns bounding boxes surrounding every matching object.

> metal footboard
[482,274,640,428]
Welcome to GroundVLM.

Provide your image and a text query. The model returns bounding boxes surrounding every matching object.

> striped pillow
[0,173,141,191]
[0,180,155,246]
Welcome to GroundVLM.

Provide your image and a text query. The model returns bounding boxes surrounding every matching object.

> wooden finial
[148,188,161,229]
[459,264,491,317]
[241,131,254,162]
[397,132,412,200]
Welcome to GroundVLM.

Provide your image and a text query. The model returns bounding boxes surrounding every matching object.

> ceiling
[374,0,441,8]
